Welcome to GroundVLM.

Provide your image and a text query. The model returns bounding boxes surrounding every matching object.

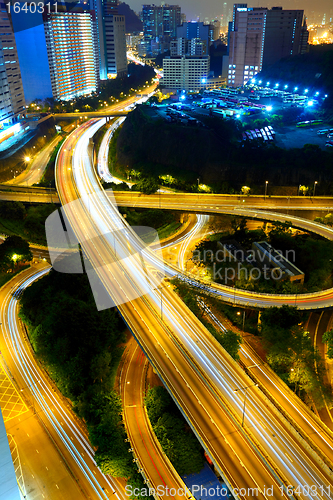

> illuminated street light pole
[237,310,246,330]
[155,283,170,321]
[234,383,259,427]
[264,180,268,200]
[313,181,318,197]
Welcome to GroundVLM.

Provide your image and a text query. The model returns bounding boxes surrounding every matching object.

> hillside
[116,107,242,184]
[115,106,333,192]
[258,44,333,115]
[118,2,142,33]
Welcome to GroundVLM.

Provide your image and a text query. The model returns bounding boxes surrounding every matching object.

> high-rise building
[162,55,210,91]
[170,37,207,57]
[221,2,233,30]
[93,0,127,79]
[12,11,53,103]
[43,10,99,100]
[208,20,221,41]
[228,4,308,87]
[177,22,210,48]
[12,1,127,102]
[299,18,309,55]
[170,37,186,57]
[0,8,25,126]
[141,4,181,40]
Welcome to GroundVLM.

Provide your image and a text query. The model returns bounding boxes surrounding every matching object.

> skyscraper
[177,22,210,49]
[228,4,308,87]
[93,0,127,80]
[0,7,25,126]
[221,2,233,30]
[44,10,99,100]
[142,4,181,40]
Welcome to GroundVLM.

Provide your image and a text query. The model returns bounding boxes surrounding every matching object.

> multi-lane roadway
[0,264,128,500]
[54,117,333,500]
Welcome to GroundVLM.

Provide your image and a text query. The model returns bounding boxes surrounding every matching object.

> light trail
[1,268,126,500]
[54,118,333,500]
[97,117,126,184]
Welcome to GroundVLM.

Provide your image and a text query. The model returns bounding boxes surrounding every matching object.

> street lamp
[234,383,258,427]
[313,181,318,197]
[264,181,268,200]
[154,283,170,321]
[12,254,18,268]
[237,310,246,330]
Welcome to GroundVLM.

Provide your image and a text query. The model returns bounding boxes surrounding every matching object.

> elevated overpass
[1,185,333,211]
[53,111,128,119]
[53,117,333,500]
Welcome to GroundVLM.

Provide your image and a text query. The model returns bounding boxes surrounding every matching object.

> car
[327,133,333,139]
[317,129,330,135]
[325,143,333,147]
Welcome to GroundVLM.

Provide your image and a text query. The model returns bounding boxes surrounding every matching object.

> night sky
[127,0,333,22]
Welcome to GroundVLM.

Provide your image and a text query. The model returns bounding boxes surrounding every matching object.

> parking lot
[150,86,332,150]
[275,125,333,150]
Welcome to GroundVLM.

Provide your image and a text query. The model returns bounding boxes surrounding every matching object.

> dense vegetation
[193,218,333,293]
[19,262,148,497]
[145,385,204,474]
[0,234,32,272]
[113,106,333,192]
[171,278,243,360]
[323,328,333,359]
[260,306,330,409]
[0,201,57,246]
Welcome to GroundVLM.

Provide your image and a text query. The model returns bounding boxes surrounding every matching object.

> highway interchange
[51,116,333,500]
[2,96,333,499]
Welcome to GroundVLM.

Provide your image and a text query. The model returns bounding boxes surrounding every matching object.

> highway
[114,191,333,211]
[163,203,333,472]
[120,337,189,500]
[53,112,128,119]
[0,264,128,500]
[5,123,75,187]
[307,311,333,428]
[112,192,333,310]
[54,118,333,500]
[97,117,126,184]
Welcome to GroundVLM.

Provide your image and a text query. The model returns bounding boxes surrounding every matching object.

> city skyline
[127,0,333,22]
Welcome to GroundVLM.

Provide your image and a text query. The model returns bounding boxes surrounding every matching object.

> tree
[0,201,26,220]
[145,386,204,475]
[323,328,333,359]
[145,385,172,425]
[241,185,250,195]
[0,235,32,270]
[132,177,159,195]
[214,329,243,360]
[314,213,333,227]
[299,185,308,196]
[261,305,302,331]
